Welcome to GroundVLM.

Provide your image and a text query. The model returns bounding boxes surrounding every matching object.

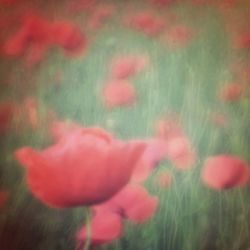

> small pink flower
[219,82,245,102]
[154,171,172,188]
[102,80,136,108]
[125,11,165,36]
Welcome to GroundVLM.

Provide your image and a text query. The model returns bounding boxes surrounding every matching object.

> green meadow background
[0,0,249,249]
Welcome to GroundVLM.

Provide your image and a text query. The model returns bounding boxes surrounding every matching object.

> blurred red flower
[219,82,245,102]
[201,155,249,190]
[76,184,158,247]
[102,80,136,108]
[125,11,165,37]
[15,127,145,208]
[52,21,86,56]
[155,115,196,170]
[3,13,86,63]
[110,55,148,79]
[87,4,115,30]
[76,211,122,248]
[131,138,168,183]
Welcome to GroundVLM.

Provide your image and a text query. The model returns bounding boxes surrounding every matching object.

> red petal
[76,211,122,247]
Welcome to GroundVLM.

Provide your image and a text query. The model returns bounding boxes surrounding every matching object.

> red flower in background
[52,21,86,56]
[15,127,145,208]
[87,4,115,30]
[0,101,15,135]
[219,82,245,102]
[102,80,136,108]
[201,155,249,190]
[155,115,196,170]
[102,184,158,223]
[110,55,149,79]
[131,138,168,183]
[3,13,52,57]
[125,11,165,37]
[3,13,86,64]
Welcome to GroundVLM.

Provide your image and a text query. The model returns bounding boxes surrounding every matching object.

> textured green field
[0,1,250,250]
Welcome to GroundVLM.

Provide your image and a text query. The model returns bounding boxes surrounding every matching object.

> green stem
[83,208,92,250]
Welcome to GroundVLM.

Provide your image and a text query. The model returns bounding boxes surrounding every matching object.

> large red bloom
[201,155,249,190]
[15,127,145,208]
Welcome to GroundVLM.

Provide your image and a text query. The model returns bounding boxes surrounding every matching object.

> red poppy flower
[201,155,249,190]
[155,115,196,169]
[15,127,146,208]
[219,82,245,102]
[3,13,87,61]
[0,101,15,135]
[52,21,86,56]
[3,13,52,57]
[87,4,115,30]
[155,115,184,140]
[110,55,148,79]
[165,136,196,170]
[76,211,122,248]
[102,80,136,108]
[93,184,159,223]
[125,11,165,36]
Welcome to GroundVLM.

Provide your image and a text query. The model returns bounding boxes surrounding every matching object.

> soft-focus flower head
[110,55,149,79]
[201,155,249,190]
[76,211,122,248]
[102,80,136,108]
[15,126,146,208]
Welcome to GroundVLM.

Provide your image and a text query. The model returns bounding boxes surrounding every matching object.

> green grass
[0,0,250,250]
